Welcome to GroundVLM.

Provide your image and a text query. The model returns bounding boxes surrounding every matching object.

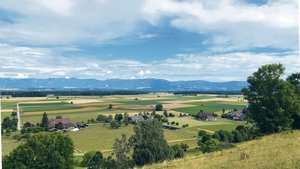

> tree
[2,117,18,132]
[81,151,103,169]
[41,112,49,129]
[112,134,133,169]
[56,115,62,119]
[287,73,300,95]
[89,152,103,169]
[107,115,113,123]
[11,111,17,117]
[114,113,123,122]
[163,110,168,117]
[124,112,129,123]
[108,104,113,109]
[242,64,300,133]
[198,130,207,137]
[110,121,121,129]
[155,104,163,111]
[180,143,189,152]
[200,138,220,153]
[287,73,300,129]
[171,145,185,159]
[130,120,173,166]
[3,133,74,169]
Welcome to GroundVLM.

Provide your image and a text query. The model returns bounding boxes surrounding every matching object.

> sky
[0,0,299,81]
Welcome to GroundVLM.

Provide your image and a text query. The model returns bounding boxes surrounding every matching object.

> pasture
[1,93,247,156]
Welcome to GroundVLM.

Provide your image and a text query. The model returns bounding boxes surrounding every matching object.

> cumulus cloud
[0,0,145,44]
[142,0,298,51]
[0,43,298,81]
[0,0,297,51]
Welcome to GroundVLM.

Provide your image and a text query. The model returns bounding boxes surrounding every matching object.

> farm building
[227,111,247,120]
[195,112,217,121]
[75,122,88,128]
[129,116,145,124]
[23,122,34,128]
[48,118,74,130]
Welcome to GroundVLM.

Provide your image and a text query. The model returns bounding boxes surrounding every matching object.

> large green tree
[130,119,173,166]
[3,133,74,169]
[242,64,300,133]
[287,73,300,128]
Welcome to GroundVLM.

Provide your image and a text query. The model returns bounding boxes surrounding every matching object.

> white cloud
[142,0,298,51]
[0,43,298,81]
[0,0,145,44]
[0,0,297,51]
[137,70,152,76]
[138,33,158,39]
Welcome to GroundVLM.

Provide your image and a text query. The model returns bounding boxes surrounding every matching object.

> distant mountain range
[0,78,247,91]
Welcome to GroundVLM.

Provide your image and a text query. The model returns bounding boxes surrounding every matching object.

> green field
[2,94,247,156]
[20,102,85,112]
[174,101,246,114]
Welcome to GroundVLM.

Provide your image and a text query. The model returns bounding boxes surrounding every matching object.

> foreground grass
[143,130,300,169]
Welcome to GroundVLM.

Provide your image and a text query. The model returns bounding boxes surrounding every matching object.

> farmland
[1,93,247,156]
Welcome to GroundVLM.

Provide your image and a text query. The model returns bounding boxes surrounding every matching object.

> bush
[155,104,163,111]
[171,145,185,159]
[180,143,189,152]
[200,138,220,153]
[169,113,175,117]
[198,130,208,137]
[110,121,121,129]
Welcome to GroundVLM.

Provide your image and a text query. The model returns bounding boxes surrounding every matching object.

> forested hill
[0,78,247,91]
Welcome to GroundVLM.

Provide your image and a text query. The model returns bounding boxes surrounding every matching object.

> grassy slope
[144,131,300,169]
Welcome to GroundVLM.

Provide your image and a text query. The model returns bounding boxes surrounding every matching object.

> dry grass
[143,130,300,169]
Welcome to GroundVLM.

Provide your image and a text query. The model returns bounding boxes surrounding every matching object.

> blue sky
[0,0,298,81]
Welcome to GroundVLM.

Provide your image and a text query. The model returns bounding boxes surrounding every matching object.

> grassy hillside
[143,130,300,169]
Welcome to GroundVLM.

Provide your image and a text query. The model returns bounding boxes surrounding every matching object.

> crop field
[1,93,247,156]
[173,101,246,115]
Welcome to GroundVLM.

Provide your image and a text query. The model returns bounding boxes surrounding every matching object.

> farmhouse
[23,122,34,128]
[129,116,145,124]
[48,118,75,130]
[195,112,217,121]
[75,122,88,128]
[227,111,247,120]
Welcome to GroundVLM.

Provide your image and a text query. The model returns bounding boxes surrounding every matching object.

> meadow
[1,93,247,156]
[144,131,300,169]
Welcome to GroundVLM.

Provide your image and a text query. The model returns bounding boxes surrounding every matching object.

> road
[17,103,21,130]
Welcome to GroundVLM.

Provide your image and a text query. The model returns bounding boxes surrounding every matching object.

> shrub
[198,130,208,137]
[171,145,185,159]
[200,138,220,153]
